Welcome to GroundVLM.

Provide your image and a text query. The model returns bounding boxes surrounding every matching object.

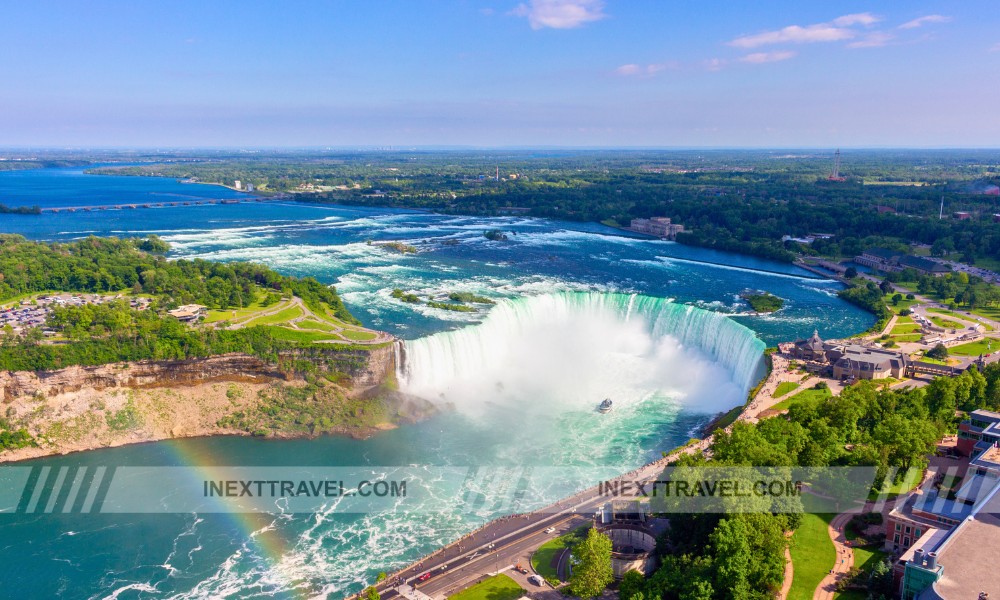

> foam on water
[401,292,765,419]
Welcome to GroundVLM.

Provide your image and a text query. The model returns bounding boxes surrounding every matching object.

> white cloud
[511,0,607,30]
[729,13,880,48]
[730,23,855,48]
[899,14,952,29]
[847,31,895,48]
[739,50,797,64]
[614,62,677,77]
[704,58,728,72]
[832,13,881,27]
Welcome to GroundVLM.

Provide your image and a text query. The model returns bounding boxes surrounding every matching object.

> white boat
[598,398,613,413]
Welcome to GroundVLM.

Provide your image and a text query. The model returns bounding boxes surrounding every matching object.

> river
[0,166,872,598]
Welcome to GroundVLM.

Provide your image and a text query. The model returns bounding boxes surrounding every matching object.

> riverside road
[365,442,709,599]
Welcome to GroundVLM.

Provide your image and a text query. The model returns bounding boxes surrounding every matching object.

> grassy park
[204,292,379,344]
[770,386,832,412]
[531,527,587,585]
[788,513,836,600]
[949,338,996,356]
[448,574,523,600]
[774,381,800,397]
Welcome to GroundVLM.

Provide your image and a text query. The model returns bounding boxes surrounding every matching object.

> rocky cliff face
[0,345,397,404]
[0,344,408,463]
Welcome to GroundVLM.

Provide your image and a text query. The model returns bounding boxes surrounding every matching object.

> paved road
[366,442,712,599]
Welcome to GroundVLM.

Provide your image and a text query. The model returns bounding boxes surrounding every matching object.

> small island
[741,291,784,313]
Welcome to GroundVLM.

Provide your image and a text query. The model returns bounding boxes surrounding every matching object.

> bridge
[907,361,962,377]
[41,197,278,213]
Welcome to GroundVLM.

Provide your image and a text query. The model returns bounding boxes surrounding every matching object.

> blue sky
[2,1,998,147]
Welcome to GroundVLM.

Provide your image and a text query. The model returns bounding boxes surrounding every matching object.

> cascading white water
[399,292,766,420]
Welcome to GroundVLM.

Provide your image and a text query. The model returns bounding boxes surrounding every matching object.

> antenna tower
[827,149,846,181]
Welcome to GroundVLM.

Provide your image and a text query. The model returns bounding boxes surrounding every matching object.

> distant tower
[827,149,845,181]
[496,165,500,182]
[939,197,944,220]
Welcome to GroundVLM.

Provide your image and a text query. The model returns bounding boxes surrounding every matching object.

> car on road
[544,527,556,534]
[528,574,544,586]
[417,572,432,582]
[515,564,529,574]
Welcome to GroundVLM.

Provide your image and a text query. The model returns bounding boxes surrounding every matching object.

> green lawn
[890,321,921,334]
[886,296,918,313]
[263,326,338,343]
[448,574,523,600]
[531,527,587,585]
[771,386,832,412]
[929,315,964,330]
[833,545,889,599]
[296,318,338,332]
[869,467,922,501]
[203,292,272,324]
[242,304,304,327]
[788,513,836,600]
[340,328,378,341]
[969,305,1000,323]
[890,334,923,343]
[774,381,800,397]
[949,338,997,356]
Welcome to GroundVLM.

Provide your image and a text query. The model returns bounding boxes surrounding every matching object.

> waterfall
[398,292,765,414]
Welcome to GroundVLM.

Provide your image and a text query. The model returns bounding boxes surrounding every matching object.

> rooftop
[970,446,1000,471]
[928,483,1000,599]
[863,247,899,260]
[898,255,951,273]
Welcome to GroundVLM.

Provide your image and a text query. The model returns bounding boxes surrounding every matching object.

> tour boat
[598,398,613,413]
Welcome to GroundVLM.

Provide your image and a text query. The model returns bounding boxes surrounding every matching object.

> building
[855,247,900,270]
[234,180,242,190]
[167,304,206,322]
[629,217,685,240]
[887,440,1000,598]
[595,502,662,578]
[957,409,1000,456]
[897,256,951,277]
[894,454,1000,599]
[953,211,973,220]
[781,233,834,245]
[787,332,910,380]
[791,330,828,361]
[854,248,951,277]
[829,344,909,380]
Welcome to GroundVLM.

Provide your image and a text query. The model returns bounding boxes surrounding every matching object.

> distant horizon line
[3,145,1000,153]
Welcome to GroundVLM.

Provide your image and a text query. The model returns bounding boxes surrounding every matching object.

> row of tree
[0,234,356,323]
[608,368,995,599]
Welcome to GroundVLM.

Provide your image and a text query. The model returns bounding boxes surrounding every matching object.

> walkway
[220,296,393,345]
[814,512,854,599]
[777,544,794,600]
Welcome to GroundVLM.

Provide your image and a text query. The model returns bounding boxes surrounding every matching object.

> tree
[569,527,614,599]
[844,266,858,279]
[619,570,645,600]
[926,343,949,360]
[364,586,379,600]
[710,514,786,599]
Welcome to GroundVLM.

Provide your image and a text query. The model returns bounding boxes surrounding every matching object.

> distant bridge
[41,197,279,213]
